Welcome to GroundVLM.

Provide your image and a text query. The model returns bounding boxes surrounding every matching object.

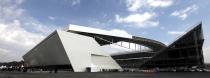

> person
[54,68,58,73]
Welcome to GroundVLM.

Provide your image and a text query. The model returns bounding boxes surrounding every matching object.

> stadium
[22,23,205,72]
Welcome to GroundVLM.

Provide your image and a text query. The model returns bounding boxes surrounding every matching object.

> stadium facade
[112,23,205,70]
[23,23,205,72]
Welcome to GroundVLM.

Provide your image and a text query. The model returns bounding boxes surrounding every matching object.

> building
[112,23,205,70]
[23,30,122,72]
[23,23,205,72]
[140,23,205,69]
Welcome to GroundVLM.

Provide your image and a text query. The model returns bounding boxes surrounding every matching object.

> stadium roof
[67,24,166,52]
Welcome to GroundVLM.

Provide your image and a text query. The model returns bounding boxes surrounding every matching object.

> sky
[0,0,210,63]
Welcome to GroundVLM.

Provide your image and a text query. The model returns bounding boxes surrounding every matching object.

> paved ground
[0,71,210,78]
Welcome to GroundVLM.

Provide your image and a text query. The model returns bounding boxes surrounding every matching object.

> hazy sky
[0,0,210,63]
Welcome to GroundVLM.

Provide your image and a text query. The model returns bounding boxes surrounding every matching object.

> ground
[0,72,210,78]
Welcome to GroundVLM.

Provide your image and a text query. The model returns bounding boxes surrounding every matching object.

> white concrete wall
[58,30,122,72]
[23,31,71,66]
[91,55,122,72]
[57,30,92,72]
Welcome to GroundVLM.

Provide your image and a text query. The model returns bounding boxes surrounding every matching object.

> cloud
[126,0,144,12]
[204,46,210,63]
[203,30,210,63]
[115,12,159,28]
[125,0,173,12]
[147,0,173,8]
[0,48,14,62]
[0,21,45,62]
[72,0,80,6]
[0,0,25,23]
[0,0,58,62]
[64,0,80,6]
[0,0,57,34]
[168,31,185,36]
[116,0,172,28]
[48,16,56,20]
[171,4,199,20]
[160,26,166,30]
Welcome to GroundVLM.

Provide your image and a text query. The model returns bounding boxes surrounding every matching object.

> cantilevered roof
[67,24,166,52]
[67,24,132,38]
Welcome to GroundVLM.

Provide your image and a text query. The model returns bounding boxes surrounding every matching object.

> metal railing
[94,36,136,50]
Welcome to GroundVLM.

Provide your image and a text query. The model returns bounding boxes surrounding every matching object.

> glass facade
[113,23,205,69]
